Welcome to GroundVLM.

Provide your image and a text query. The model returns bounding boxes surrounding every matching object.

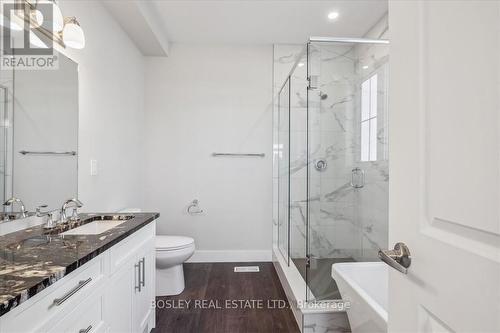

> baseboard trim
[186,250,272,263]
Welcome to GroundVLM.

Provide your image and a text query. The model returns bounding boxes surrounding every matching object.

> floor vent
[234,266,260,273]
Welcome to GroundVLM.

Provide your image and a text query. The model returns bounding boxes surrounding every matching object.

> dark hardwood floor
[154,262,300,333]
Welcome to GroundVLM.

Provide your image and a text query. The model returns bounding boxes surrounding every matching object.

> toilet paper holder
[187,199,203,215]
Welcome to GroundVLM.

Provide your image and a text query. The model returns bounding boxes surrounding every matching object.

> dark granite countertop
[0,212,159,317]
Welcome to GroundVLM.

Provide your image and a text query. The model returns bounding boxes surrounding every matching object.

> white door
[388,1,500,332]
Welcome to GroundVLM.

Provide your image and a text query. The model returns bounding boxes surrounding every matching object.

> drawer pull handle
[140,257,145,287]
[135,262,141,292]
[53,277,92,306]
[79,325,92,333]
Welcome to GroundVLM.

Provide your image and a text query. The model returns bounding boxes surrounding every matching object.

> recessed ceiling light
[298,62,305,67]
[328,12,339,20]
[362,65,369,69]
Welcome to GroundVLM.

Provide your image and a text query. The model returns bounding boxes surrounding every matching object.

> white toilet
[155,235,195,296]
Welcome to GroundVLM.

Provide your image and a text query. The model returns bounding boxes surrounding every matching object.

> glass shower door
[277,78,290,262]
[306,42,359,301]
[306,41,389,302]
[288,51,309,283]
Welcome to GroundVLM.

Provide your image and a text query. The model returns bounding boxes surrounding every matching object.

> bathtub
[332,262,388,333]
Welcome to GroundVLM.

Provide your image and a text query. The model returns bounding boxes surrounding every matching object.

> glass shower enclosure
[275,38,389,302]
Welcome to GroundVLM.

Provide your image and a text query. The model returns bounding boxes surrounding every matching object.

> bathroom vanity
[0,13,162,333]
[0,213,158,333]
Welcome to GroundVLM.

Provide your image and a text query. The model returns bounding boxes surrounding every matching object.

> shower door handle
[351,167,365,188]
[378,242,411,274]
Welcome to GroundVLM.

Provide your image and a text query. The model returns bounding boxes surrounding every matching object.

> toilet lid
[156,235,194,251]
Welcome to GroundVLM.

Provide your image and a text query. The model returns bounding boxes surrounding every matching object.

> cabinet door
[133,243,155,333]
[106,263,134,333]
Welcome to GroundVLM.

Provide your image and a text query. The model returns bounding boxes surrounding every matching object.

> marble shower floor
[292,257,355,301]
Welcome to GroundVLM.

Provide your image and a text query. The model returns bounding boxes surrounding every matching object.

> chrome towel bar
[212,153,265,157]
[19,150,77,156]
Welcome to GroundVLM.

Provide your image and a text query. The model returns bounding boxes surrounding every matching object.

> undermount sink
[0,215,46,236]
[61,215,135,235]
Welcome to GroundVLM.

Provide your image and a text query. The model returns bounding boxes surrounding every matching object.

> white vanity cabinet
[107,223,156,333]
[0,221,156,333]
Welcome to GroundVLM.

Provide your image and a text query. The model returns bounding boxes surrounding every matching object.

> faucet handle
[36,204,48,215]
[43,213,56,229]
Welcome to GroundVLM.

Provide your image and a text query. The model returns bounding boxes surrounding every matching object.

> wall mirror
[0,50,78,217]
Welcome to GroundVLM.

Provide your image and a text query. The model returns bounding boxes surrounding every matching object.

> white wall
[57,1,145,212]
[144,44,273,261]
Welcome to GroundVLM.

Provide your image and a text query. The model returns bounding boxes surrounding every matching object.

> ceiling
[149,0,388,45]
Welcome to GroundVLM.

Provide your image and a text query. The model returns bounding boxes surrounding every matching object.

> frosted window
[369,118,377,161]
[370,76,378,118]
[361,80,370,121]
[361,74,378,162]
[361,121,370,161]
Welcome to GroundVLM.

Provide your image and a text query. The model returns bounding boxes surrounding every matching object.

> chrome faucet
[61,198,83,222]
[4,197,28,218]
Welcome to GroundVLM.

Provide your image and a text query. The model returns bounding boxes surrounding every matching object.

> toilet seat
[156,235,194,251]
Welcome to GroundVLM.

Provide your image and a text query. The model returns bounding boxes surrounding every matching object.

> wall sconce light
[0,0,85,49]
[61,17,84,49]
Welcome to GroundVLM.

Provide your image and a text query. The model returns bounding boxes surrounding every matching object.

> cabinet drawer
[109,222,155,275]
[1,256,105,333]
[47,293,105,333]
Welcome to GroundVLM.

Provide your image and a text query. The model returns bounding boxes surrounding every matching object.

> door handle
[79,325,92,333]
[378,242,411,274]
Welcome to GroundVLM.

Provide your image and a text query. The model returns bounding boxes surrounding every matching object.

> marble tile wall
[308,43,360,260]
[310,42,389,262]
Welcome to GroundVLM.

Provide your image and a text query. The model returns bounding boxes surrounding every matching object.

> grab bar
[212,153,265,157]
[19,150,77,156]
